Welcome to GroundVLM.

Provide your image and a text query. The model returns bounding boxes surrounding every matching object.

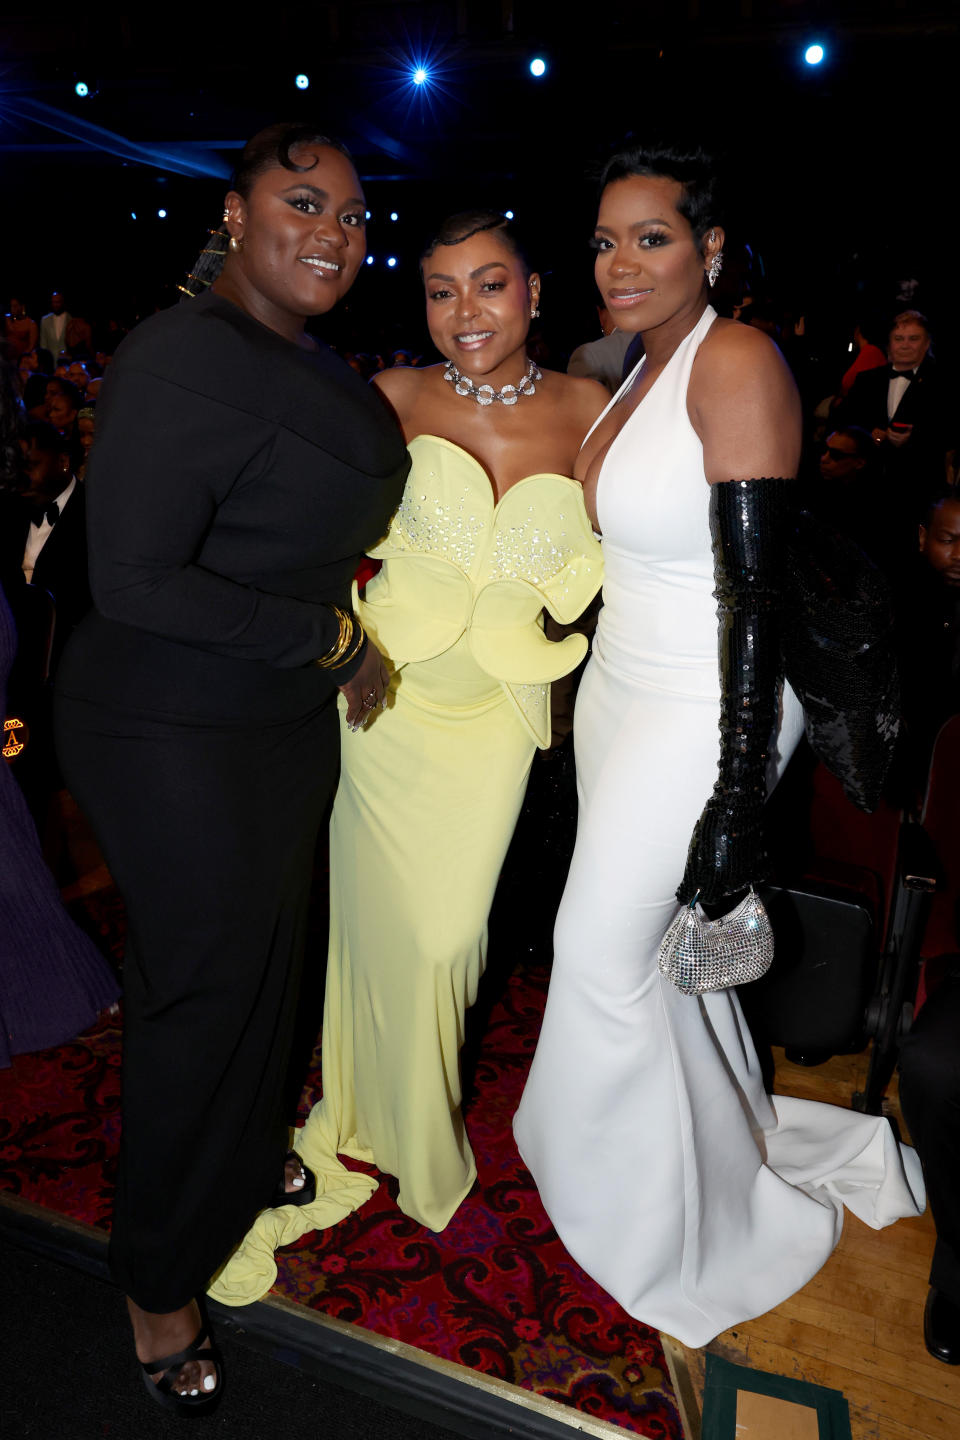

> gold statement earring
[229,235,243,253]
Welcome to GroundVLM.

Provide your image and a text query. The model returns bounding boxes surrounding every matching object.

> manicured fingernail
[204,1375,217,1392]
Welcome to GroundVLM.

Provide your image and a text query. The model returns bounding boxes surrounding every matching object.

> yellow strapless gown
[209,435,602,1304]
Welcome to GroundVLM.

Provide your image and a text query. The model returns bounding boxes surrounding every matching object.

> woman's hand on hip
[339,642,390,731]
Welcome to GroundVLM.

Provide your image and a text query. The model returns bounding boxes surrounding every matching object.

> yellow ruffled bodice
[358,434,603,747]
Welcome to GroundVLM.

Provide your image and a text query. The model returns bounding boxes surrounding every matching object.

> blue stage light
[505,210,515,220]
[295,73,310,90]
[529,58,547,78]
[804,44,825,65]
[387,257,398,268]
[75,82,89,97]
[412,67,429,86]
[365,210,372,220]
[130,212,137,221]
[366,255,375,266]
[157,209,167,219]
[390,211,398,222]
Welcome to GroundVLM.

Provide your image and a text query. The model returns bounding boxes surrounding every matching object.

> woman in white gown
[513,143,924,1349]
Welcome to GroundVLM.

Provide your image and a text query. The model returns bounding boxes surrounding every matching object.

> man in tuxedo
[0,421,91,812]
[38,291,92,361]
[1,420,91,651]
[839,311,951,537]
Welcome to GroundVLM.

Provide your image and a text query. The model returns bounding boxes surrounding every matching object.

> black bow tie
[30,502,60,527]
[889,367,915,380]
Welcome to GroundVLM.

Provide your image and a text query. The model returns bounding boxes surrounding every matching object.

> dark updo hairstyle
[180,122,353,300]
[420,210,532,280]
[599,143,722,254]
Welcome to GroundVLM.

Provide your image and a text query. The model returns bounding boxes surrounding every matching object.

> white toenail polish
[190,1388,199,1396]
[204,1375,217,1391]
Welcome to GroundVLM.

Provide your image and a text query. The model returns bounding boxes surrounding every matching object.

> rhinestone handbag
[657,887,774,996]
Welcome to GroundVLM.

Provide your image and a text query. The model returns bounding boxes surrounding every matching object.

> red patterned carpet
[0,887,681,1439]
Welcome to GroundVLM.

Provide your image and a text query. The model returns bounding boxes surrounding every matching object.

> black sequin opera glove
[676,477,795,908]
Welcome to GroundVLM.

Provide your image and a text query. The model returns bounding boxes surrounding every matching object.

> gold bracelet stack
[315,605,366,670]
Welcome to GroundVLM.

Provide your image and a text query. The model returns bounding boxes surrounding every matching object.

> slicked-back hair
[181,122,353,300]
[420,211,531,280]
[600,143,721,252]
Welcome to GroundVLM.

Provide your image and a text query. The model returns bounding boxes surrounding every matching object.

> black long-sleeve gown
[54,291,408,1312]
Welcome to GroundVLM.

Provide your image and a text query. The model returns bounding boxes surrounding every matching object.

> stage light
[529,58,547,78]
[804,44,825,65]
[390,211,398,222]
[387,257,398,268]
[366,255,375,266]
[505,210,515,220]
[295,73,310,90]
[157,208,167,219]
[130,212,137,220]
[365,210,372,220]
[75,82,89,97]
[412,67,429,86]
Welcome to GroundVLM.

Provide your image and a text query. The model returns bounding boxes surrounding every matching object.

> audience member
[900,966,960,1366]
[0,421,91,658]
[567,304,632,394]
[838,318,887,398]
[76,404,96,480]
[4,298,38,360]
[894,493,960,789]
[840,311,951,513]
[38,292,92,359]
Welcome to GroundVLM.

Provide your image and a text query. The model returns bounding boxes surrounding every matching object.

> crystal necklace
[442,357,542,407]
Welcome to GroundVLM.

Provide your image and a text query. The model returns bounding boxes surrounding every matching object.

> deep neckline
[408,433,585,515]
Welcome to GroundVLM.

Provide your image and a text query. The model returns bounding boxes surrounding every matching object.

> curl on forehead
[599,142,721,249]
[420,211,531,279]
[231,122,354,199]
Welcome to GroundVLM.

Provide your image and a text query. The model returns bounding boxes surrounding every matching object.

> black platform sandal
[140,1317,223,1416]
[270,1149,317,1209]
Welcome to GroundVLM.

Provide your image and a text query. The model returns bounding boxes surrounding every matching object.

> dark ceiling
[1,4,958,355]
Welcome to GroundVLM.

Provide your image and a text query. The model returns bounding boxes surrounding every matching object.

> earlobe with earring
[707,234,723,288]
[229,235,243,253]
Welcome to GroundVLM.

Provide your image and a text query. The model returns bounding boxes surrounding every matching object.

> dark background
[1,4,957,373]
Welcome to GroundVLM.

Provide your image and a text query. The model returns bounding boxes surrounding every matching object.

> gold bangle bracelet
[328,617,366,670]
[315,605,354,669]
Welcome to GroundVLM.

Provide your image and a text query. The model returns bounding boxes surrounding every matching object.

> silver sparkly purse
[656,887,774,996]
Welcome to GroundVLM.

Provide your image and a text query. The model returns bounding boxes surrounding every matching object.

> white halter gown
[512,306,923,1348]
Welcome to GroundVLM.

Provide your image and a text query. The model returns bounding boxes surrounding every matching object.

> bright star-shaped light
[804,44,825,65]
[412,67,429,86]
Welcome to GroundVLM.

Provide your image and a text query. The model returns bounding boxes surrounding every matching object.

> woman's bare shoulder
[542,368,610,425]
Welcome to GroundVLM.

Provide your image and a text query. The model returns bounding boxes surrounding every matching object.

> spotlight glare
[412,67,429,86]
[365,210,372,220]
[75,81,89,97]
[157,209,167,219]
[366,255,375,266]
[387,257,398,268]
[295,73,310,90]
[390,211,398,222]
[529,57,547,78]
[504,210,515,220]
[804,43,825,65]
[130,212,137,220]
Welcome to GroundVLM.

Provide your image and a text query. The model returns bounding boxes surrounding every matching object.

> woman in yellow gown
[210,212,606,1304]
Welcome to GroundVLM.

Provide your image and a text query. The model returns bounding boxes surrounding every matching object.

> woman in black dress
[54,124,408,1412]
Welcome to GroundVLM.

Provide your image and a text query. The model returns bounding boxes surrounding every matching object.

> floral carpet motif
[0,887,680,1438]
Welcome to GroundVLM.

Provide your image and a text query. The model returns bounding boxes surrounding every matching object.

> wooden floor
[671,1048,960,1440]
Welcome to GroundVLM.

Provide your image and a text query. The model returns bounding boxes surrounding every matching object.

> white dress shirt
[22,476,76,583]
[887,370,914,421]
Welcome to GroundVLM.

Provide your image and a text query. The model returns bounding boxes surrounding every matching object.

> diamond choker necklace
[443,357,542,407]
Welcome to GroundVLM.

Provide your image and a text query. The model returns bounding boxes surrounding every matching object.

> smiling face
[423,230,539,383]
[223,144,367,330]
[592,174,721,336]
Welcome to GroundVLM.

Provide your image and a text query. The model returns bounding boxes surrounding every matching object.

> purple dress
[0,585,118,1067]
